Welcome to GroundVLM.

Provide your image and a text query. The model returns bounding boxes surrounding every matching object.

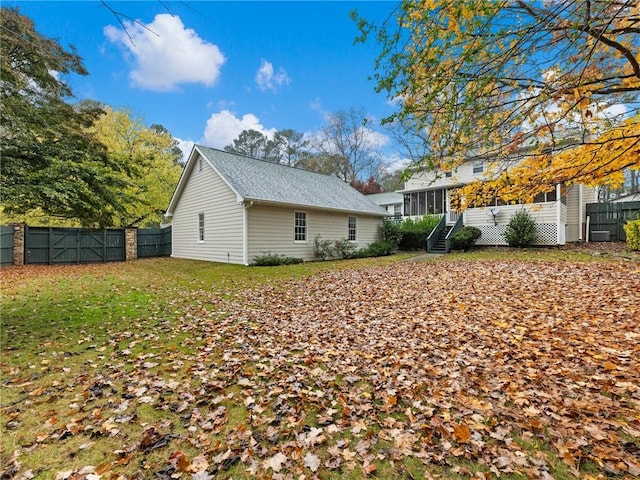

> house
[400,157,597,250]
[366,192,404,220]
[165,146,388,265]
[612,192,640,203]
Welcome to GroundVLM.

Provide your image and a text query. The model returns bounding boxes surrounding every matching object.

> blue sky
[8,1,402,165]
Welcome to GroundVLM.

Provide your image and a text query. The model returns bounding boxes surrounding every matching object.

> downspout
[556,183,563,245]
[242,200,253,265]
[578,184,583,241]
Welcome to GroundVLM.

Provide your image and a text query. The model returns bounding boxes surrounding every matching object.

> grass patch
[2,253,638,479]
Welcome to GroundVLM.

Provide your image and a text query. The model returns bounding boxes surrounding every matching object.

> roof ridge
[195,144,346,181]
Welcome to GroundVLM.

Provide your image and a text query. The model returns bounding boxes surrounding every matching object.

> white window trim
[472,161,484,174]
[198,212,205,243]
[348,215,357,242]
[294,211,307,243]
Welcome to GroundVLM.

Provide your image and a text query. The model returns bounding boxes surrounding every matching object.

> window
[403,188,448,216]
[198,158,203,172]
[294,211,307,242]
[473,161,484,174]
[348,216,357,241]
[198,213,205,242]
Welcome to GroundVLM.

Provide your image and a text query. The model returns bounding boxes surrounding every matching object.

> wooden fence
[586,201,640,242]
[137,227,172,258]
[0,225,172,266]
[0,225,14,266]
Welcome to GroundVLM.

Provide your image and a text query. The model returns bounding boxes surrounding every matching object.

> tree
[379,169,405,192]
[353,1,640,208]
[150,124,184,165]
[1,7,132,226]
[89,107,183,227]
[271,129,310,167]
[350,176,383,194]
[224,129,278,161]
[314,107,384,183]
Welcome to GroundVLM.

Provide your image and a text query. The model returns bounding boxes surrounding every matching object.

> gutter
[242,200,253,266]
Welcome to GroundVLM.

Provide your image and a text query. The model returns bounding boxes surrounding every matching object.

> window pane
[546,188,557,202]
[435,189,443,213]
[427,190,435,214]
[348,216,357,241]
[198,213,204,242]
[418,192,426,215]
[473,161,483,174]
[294,212,306,241]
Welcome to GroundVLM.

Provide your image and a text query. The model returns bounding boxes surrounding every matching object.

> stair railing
[444,214,464,252]
[426,214,446,253]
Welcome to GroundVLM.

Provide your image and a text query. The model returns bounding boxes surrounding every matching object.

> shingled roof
[166,145,388,217]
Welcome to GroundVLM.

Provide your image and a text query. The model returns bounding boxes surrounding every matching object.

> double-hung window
[294,211,307,242]
[473,161,484,174]
[348,216,357,242]
[198,213,205,242]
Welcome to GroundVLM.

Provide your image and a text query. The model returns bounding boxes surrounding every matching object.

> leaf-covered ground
[2,258,639,479]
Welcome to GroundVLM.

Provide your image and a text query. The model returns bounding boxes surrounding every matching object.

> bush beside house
[624,219,640,251]
[504,209,537,247]
[450,226,482,251]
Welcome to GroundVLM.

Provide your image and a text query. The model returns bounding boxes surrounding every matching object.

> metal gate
[137,226,172,258]
[586,201,640,242]
[25,226,125,265]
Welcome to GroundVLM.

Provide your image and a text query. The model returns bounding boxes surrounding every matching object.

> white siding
[247,205,382,262]
[405,162,488,191]
[565,185,597,242]
[171,154,244,263]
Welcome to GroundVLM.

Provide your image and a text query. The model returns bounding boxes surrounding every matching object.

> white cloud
[104,14,225,91]
[201,110,276,148]
[176,138,195,163]
[255,60,291,92]
[384,152,411,173]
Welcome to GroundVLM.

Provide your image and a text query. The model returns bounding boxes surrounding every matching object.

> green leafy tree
[1,7,132,227]
[224,129,277,161]
[89,107,183,227]
[271,129,310,167]
[353,1,640,206]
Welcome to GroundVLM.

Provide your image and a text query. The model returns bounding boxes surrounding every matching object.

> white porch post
[578,184,584,241]
[556,183,564,245]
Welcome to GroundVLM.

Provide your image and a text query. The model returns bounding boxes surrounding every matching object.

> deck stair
[428,225,452,253]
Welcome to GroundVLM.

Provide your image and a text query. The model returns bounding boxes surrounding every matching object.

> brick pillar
[12,223,25,266]
[125,228,137,261]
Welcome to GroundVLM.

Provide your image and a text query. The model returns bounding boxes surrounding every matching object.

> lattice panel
[534,224,559,245]
[475,224,559,246]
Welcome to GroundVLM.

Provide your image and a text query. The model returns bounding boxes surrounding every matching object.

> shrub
[313,235,334,260]
[399,215,440,250]
[251,253,303,266]
[504,209,537,247]
[333,238,357,259]
[380,218,402,249]
[624,219,640,251]
[353,240,395,258]
[450,226,482,251]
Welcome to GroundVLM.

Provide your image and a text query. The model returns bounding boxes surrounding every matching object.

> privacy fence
[586,201,640,242]
[0,225,172,266]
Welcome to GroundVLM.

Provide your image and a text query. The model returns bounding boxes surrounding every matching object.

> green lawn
[1,251,638,479]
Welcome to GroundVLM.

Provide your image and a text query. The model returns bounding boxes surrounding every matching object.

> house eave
[243,197,389,217]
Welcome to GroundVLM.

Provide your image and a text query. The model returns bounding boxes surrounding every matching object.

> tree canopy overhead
[1,7,130,226]
[354,0,639,207]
